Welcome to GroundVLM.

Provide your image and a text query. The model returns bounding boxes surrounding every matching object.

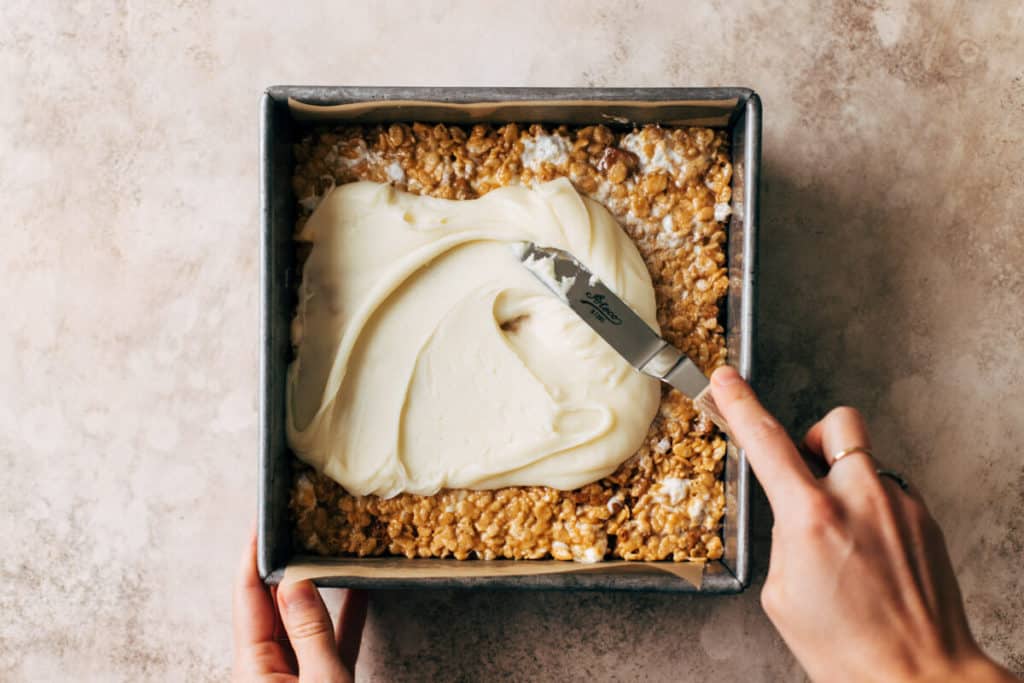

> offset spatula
[517,242,731,436]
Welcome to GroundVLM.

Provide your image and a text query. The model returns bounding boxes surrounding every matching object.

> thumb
[277,580,352,682]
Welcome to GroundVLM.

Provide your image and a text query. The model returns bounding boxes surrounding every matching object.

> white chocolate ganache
[287,178,660,498]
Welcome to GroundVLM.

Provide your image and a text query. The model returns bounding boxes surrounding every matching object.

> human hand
[709,366,1018,683]
[232,530,367,682]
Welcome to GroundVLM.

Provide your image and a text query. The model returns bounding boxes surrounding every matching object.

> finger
[271,585,299,672]
[277,580,350,682]
[886,483,965,635]
[876,470,929,511]
[908,500,975,640]
[810,408,891,515]
[809,407,877,481]
[808,409,928,508]
[336,590,369,673]
[232,528,292,676]
[709,366,817,508]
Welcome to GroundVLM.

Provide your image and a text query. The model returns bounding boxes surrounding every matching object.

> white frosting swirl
[287,178,659,497]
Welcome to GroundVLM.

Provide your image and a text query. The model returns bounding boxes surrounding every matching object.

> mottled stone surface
[1,1,1021,681]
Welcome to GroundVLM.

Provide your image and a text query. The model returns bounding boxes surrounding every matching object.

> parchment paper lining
[284,557,705,588]
[287,98,736,127]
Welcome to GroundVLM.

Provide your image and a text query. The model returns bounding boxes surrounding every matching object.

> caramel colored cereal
[289,122,732,562]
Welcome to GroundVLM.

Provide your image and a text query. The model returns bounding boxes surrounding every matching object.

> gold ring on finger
[831,446,874,466]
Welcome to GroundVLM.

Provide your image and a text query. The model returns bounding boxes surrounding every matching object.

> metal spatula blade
[517,242,731,435]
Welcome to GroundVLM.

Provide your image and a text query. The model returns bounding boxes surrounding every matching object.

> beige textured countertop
[2,2,1022,681]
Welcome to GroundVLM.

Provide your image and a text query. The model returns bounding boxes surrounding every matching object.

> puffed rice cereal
[289,122,731,562]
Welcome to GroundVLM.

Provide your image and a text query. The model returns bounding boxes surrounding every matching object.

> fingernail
[712,366,741,386]
[279,580,318,615]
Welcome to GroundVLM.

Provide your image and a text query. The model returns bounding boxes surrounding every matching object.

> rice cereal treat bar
[289,122,732,562]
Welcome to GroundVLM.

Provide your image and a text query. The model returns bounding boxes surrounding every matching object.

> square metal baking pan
[259,87,760,592]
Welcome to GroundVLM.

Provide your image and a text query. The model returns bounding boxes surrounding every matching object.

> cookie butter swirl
[287,178,660,498]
